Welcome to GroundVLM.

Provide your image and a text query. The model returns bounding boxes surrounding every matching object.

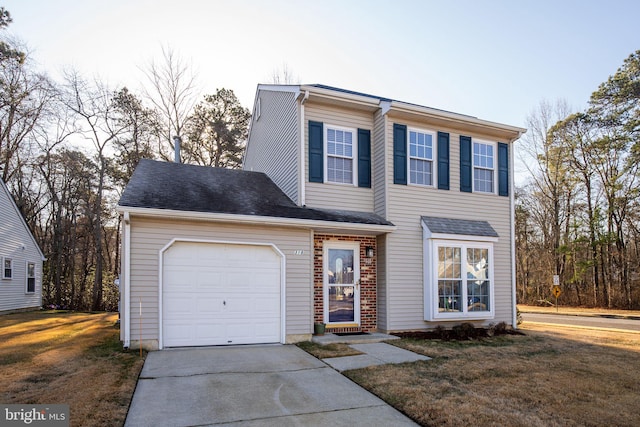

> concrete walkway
[125,345,418,426]
[323,342,431,372]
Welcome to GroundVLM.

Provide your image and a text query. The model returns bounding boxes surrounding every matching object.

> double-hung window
[326,126,356,184]
[2,257,12,279]
[26,262,35,293]
[473,141,495,193]
[409,129,435,186]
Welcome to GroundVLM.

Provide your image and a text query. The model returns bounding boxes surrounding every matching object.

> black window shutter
[393,124,407,185]
[460,135,472,192]
[357,129,371,188]
[498,142,509,197]
[437,131,450,190]
[308,121,323,183]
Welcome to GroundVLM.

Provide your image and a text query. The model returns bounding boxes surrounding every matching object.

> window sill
[428,312,494,322]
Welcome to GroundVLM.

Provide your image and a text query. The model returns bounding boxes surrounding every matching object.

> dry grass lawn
[518,304,640,317]
[0,311,145,427]
[335,326,640,426]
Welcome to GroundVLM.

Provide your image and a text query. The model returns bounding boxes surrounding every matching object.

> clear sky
[4,0,639,131]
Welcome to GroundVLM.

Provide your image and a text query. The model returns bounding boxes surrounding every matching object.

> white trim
[407,127,437,188]
[472,139,498,195]
[509,138,518,329]
[422,227,499,243]
[299,90,309,206]
[324,124,358,186]
[157,238,286,350]
[258,84,302,94]
[123,211,131,348]
[322,240,361,326]
[2,256,12,280]
[290,84,526,138]
[117,206,396,234]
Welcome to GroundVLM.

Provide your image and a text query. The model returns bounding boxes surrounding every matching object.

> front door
[323,242,360,326]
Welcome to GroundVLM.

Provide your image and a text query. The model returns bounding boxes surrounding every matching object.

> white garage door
[162,241,282,347]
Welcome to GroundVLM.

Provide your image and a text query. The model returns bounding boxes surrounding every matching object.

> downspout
[123,211,131,348]
[299,90,309,206]
[509,132,523,329]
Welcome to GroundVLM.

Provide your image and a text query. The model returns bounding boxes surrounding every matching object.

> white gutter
[390,101,527,137]
[116,206,396,234]
[297,85,526,138]
[299,90,309,206]
[123,211,131,348]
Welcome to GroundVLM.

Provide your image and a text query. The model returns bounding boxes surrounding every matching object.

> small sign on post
[552,275,561,312]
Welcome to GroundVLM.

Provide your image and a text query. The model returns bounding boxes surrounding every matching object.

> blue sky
[4,0,639,131]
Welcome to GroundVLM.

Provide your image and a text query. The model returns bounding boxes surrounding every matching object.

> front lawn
[303,325,640,426]
[0,311,145,427]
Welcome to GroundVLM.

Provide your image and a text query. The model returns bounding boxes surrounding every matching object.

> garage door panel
[164,294,197,316]
[163,242,282,347]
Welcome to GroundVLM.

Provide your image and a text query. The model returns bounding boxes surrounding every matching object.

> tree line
[0,10,251,310]
[3,7,638,311]
[517,50,639,309]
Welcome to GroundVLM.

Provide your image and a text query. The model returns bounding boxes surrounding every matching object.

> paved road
[522,312,640,332]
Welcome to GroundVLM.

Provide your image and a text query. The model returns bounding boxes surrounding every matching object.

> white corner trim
[157,238,287,350]
[510,138,518,329]
[123,211,131,348]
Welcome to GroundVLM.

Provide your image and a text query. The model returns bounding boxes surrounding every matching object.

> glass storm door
[324,242,360,325]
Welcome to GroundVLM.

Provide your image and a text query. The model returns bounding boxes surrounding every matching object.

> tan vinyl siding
[244,90,300,203]
[304,103,374,212]
[376,233,388,331]
[373,109,387,217]
[382,118,514,330]
[0,182,42,312]
[127,216,312,344]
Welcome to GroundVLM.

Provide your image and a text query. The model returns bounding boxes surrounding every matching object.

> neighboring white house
[0,177,45,313]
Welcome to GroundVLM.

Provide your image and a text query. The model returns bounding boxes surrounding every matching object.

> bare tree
[268,62,300,84]
[0,42,56,182]
[61,70,126,310]
[141,46,199,161]
[519,100,575,288]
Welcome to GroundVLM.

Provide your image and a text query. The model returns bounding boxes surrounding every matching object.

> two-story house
[117,84,524,350]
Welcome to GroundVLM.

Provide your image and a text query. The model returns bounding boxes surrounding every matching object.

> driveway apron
[125,344,417,426]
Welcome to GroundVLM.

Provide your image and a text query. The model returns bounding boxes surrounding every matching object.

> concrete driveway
[125,344,417,426]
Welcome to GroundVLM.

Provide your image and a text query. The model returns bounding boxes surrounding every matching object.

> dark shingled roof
[119,159,394,227]
[421,216,499,238]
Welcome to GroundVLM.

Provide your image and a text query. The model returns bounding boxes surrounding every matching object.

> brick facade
[313,234,377,333]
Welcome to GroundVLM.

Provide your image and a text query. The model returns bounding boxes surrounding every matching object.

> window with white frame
[326,126,356,184]
[2,257,12,279]
[432,241,493,318]
[473,141,495,193]
[409,129,435,186]
[26,262,35,293]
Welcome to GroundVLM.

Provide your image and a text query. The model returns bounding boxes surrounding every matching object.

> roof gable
[0,178,45,260]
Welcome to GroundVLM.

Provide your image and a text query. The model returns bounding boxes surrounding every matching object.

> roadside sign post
[552,284,561,312]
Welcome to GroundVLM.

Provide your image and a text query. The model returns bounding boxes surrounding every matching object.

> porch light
[365,246,374,258]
